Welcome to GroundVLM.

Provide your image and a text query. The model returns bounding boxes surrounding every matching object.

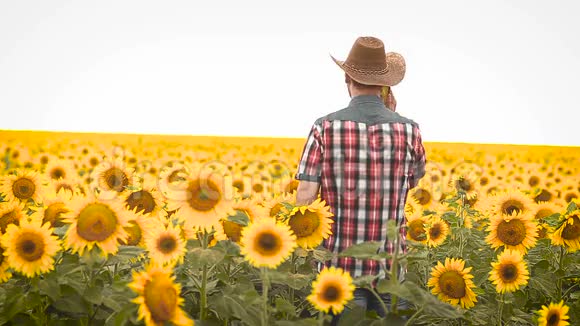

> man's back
[296,94,426,277]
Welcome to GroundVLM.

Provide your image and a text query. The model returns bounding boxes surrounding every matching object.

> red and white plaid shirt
[296,95,426,277]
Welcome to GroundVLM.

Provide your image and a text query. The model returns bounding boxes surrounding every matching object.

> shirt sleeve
[409,126,426,188]
[295,122,323,182]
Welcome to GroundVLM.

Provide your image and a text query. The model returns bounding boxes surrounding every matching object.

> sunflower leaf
[269,271,312,290]
[227,210,250,226]
[339,241,390,261]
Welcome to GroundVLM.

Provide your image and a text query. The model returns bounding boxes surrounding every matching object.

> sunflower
[537,300,570,326]
[406,211,429,244]
[63,197,132,256]
[165,164,233,231]
[488,249,529,293]
[0,246,13,283]
[551,210,580,252]
[261,191,295,218]
[33,189,73,228]
[409,182,435,208]
[0,201,27,233]
[145,223,186,266]
[284,198,333,249]
[231,172,251,198]
[44,158,76,181]
[120,213,164,247]
[485,211,538,254]
[427,257,478,309]
[488,190,535,215]
[240,217,297,268]
[449,173,478,199]
[123,177,163,216]
[0,218,60,277]
[533,201,563,220]
[214,198,268,244]
[537,223,554,239]
[0,169,45,203]
[426,215,450,247]
[90,158,135,200]
[128,264,193,326]
[307,266,355,314]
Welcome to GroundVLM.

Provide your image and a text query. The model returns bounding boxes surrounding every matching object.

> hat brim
[331,52,406,87]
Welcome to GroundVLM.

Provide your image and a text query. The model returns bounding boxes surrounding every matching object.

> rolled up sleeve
[409,126,426,188]
[295,123,323,183]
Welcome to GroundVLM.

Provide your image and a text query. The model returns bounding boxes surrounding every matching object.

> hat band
[343,62,390,75]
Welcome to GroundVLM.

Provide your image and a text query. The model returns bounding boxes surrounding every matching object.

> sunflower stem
[199,230,210,320]
[389,223,401,314]
[557,246,565,300]
[261,268,270,326]
[368,286,389,318]
[404,305,423,326]
[317,311,325,326]
[497,292,504,326]
[289,252,296,318]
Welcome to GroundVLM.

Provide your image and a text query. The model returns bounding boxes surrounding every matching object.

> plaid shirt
[296,95,426,277]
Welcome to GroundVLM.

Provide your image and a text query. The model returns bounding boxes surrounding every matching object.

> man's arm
[296,180,320,205]
[409,126,427,189]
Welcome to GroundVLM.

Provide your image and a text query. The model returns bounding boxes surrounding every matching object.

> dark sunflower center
[480,177,489,186]
[535,209,554,220]
[0,247,4,265]
[187,180,220,212]
[499,264,518,282]
[255,232,280,256]
[528,176,540,187]
[562,216,580,240]
[233,180,244,192]
[284,180,299,193]
[408,219,427,242]
[534,189,552,203]
[76,203,118,241]
[103,167,129,192]
[44,202,68,228]
[501,200,524,215]
[167,170,184,183]
[547,312,559,325]
[40,156,49,165]
[126,190,156,214]
[565,193,578,203]
[413,188,432,205]
[456,179,472,192]
[1,209,20,233]
[223,220,243,243]
[17,233,45,262]
[288,210,320,238]
[144,276,177,322]
[121,221,142,246]
[252,183,264,193]
[50,167,66,180]
[12,178,36,200]
[157,235,177,254]
[270,203,283,217]
[56,183,74,194]
[496,219,527,246]
[438,271,467,299]
[89,157,99,167]
[429,223,442,240]
[322,284,340,302]
[431,175,440,183]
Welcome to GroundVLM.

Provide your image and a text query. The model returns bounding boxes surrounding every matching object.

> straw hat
[331,36,406,87]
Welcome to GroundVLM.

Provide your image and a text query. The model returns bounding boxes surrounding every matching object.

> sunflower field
[0,130,579,326]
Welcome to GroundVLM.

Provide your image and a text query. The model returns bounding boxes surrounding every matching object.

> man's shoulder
[313,106,421,128]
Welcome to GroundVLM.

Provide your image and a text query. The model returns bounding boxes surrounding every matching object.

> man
[295,36,426,318]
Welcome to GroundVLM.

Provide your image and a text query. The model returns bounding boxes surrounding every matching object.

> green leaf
[84,285,104,305]
[227,210,250,226]
[385,220,398,241]
[188,247,226,267]
[38,278,61,301]
[353,275,377,287]
[274,298,296,317]
[337,304,367,326]
[338,241,389,261]
[269,271,313,290]
[105,246,145,265]
[311,248,334,262]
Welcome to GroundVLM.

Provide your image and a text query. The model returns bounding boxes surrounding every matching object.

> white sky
[1,0,579,146]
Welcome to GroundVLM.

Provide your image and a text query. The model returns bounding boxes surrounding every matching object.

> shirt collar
[348,95,383,107]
